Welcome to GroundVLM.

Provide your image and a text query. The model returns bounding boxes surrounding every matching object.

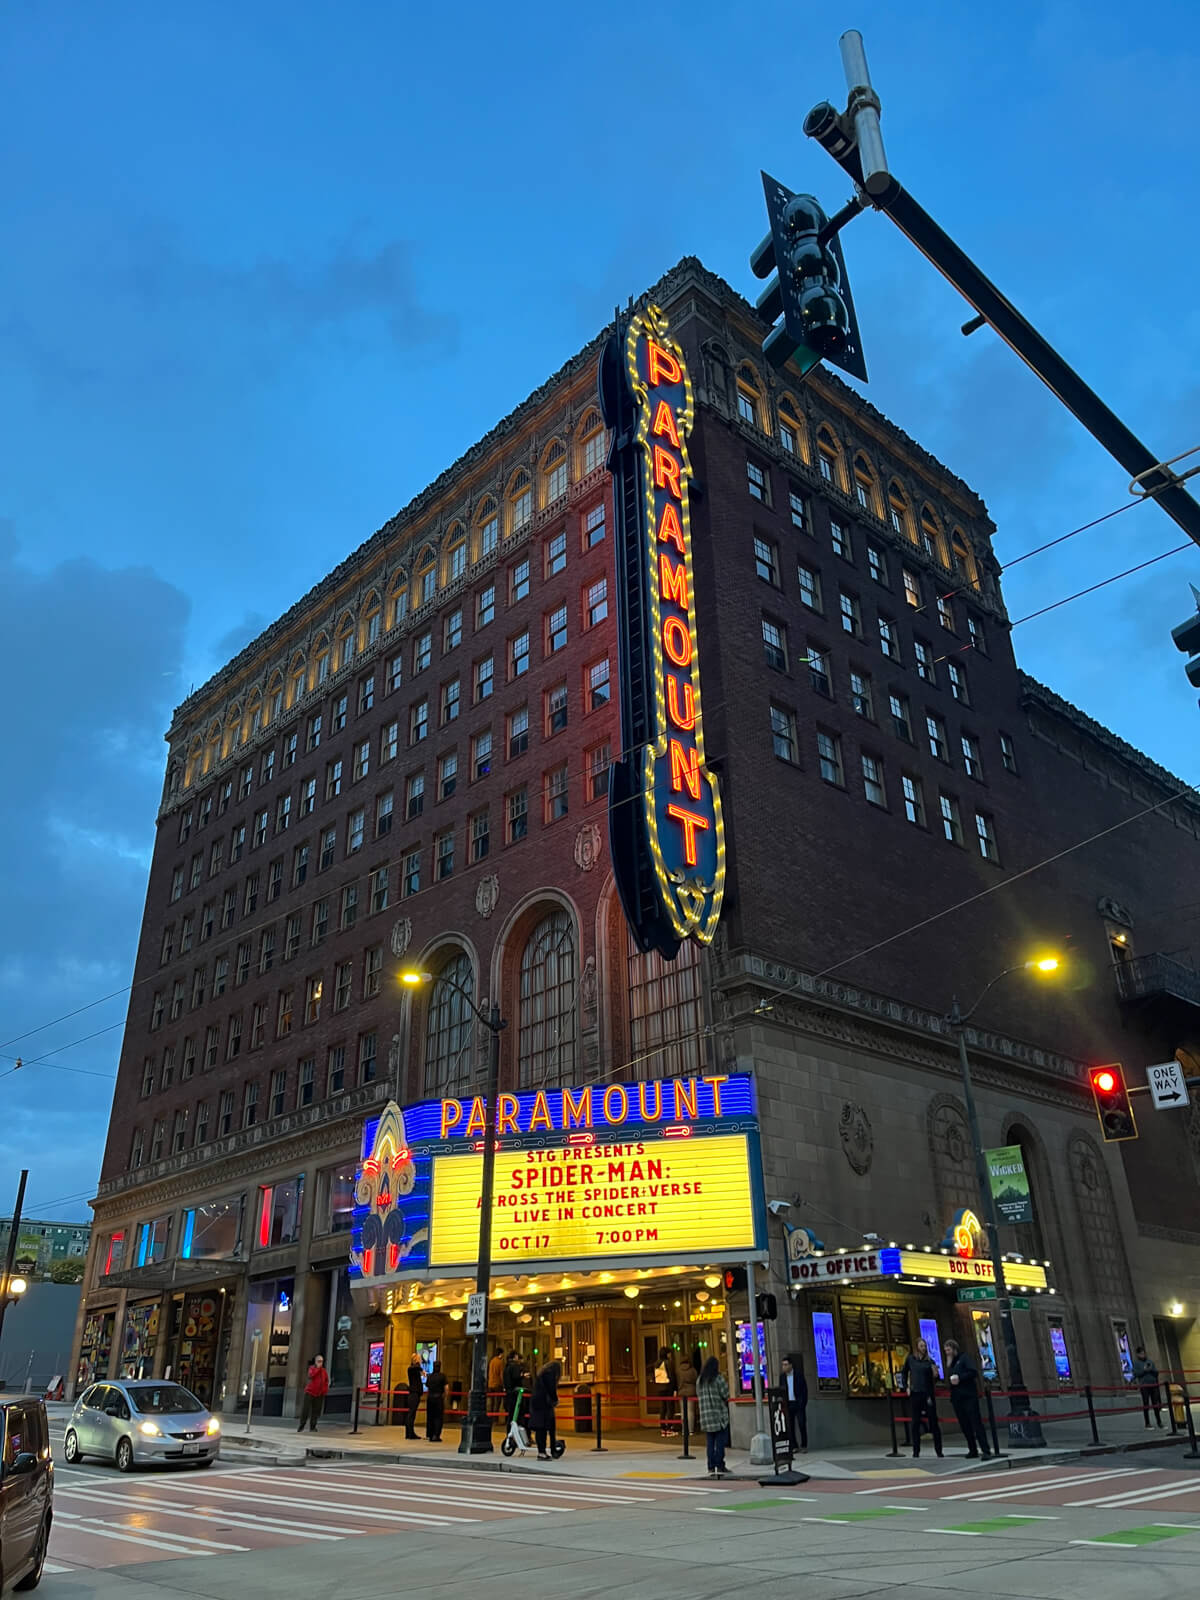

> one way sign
[1147,1061,1190,1110]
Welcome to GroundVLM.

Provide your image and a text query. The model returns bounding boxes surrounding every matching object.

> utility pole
[0,1169,30,1348]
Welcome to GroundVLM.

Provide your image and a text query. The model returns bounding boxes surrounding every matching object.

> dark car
[0,1396,53,1592]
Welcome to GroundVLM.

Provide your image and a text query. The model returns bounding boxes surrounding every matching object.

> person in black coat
[503,1350,525,1425]
[405,1353,424,1440]
[944,1339,991,1458]
[779,1353,809,1452]
[900,1339,943,1458]
[529,1360,561,1460]
[425,1361,448,1441]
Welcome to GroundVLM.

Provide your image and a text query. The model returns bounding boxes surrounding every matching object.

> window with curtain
[518,909,577,1088]
[423,952,475,1093]
[627,934,702,1079]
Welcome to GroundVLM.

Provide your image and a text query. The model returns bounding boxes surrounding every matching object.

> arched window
[423,952,475,1093]
[920,506,948,566]
[244,690,263,743]
[445,524,468,583]
[578,410,606,476]
[266,672,284,725]
[541,440,568,507]
[853,454,878,517]
[287,651,306,708]
[361,590,382,649]
[335,612,356,671]
[508,469,533,537]
[777,394,806,460]
[475,495,500,559]
[185,736,203,787]
[388,572,409,629]
[816,425,842,488]
[627,934,703,1079]
[950,530,978,588]
[223,706,242,758]
[736,364,763,429]
[888,481,912,541]
[311,633,331,688]
[204,720,221,775]
[518,908,577,1088]
[415,545,438,608]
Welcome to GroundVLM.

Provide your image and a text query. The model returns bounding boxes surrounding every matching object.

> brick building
[73,259,1200,1441]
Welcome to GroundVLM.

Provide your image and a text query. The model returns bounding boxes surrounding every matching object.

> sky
[3,1,1199,1219]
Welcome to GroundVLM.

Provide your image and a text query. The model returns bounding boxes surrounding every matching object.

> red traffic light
[1091,1068,1116,1094]
[1087,1063,1138,1143]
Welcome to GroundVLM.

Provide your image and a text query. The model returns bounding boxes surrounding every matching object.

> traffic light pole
[802,94,1200,551]
[0,1169,29,1348]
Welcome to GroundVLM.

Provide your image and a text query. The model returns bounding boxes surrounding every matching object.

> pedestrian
[697,1355,730,1478]
[503,1349,524,1425]
[779,1353,809,1453]
[943,1339,991,1459]
[487,1345,506,1415]
[677,1353,699,1436]
[425,1360,447,1441]
[900,1339,943,1458]
[653,1345,677,1436]
[530,1360,561,1460]
[405,1352,424,1440]
[296,1353,329,1433]
[1132,1346,1165,1428]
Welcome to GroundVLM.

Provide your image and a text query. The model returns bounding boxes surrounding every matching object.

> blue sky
[3,1,1199,1218]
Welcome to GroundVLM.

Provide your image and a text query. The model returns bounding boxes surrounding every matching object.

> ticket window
[842,1304,911,1395]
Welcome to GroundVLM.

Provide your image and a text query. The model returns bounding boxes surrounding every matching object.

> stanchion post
[1182,1379,1199,1461]
[887,1387,899,1458]
[678,1392,692,1460]
[351,1386,361,1436]
[985,1385,1001,1458]
[1084,1385,1099,1446]
[592,1392,606,1452]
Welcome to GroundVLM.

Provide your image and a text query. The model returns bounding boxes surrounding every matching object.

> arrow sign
[1147,1060,1190,1111]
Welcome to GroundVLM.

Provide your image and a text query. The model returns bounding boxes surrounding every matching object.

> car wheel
[115,1436,135,1473]
[14,1513,50,1590]
[63,1428,81,1464]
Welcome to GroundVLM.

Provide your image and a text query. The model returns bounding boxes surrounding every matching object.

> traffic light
[1170,587,1200,696]
[755,1291,778,1322]
[722,1267,747,1293]
[1088,1063,1138,1142]
[750,171,867,382]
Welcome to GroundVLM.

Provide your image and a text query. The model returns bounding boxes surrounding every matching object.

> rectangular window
[331,694,348,733]
[358,1031,378,1085]
[414,631,432,673]
[976,811,999,861]
[770,704,797,763]
[545,530,567,577]
[353,737,371,780]
[967,614,986,653]
[403,849,421,897]
[208,839,223,878]
[545,764,569,823]
[141,1056,155,1096]
[376,790,394,837]
[304,975,323,1025]
[1000,732,1018,773]
[867,545,887,585]
[937,595,956,632]
[406,772,425,819]
[436,828,455,880]
[236,940,251,985]
[480,514,499,556]
[808,646,831,698]
[762,617,787,672]
[789,490,807,532]
[914,640,934,682]
[510,558,530,604]
[508,705,529,758]
[170,866,184,902]
[441,679,460,726]
[850,670,873,719]
[326,758,343,800]
[213,956,229,997]
[753,537,779,586]
[473,728,492,781]
[746,460,767,502]
[239,763,254,800]
[831,521,850,560]
[334,959,354,1010]
[926,714,949,761]
[179,915,194,954]
[169,980,185,1021]
[546,682,568,736]
[381,720,399,765]
[738,390,757,424]
[198,794,212,827]
[585,576,608,627]
[839,591,861,636]
[444,607,463,652]
[510,630,530,678]
[218,779,232,816]
[221,887,237,929]
[285,913,302,960]
[283,731,298,767]
[779,421,796,455]
[816,730,843,786]
[226,1013,243,1060]
[340,882,359,931]
[258,927,275,975]
[878,615,898,660]
[348,808,365,853]
[889,693,912,742]
[253,808,268,848]
[387,652,403,695]
[311,897,329,947]
[587,741,611,801]
[230,823,246,863]
[902,774,925,826]
[940,792,963,845]
[327,1046,346,1097]
[507,786,528,843]
[204,1025,220,1069]
[218,1091,234,1137]
[319,827,336,871]
[584,503,605,547]
[903,569,921,609]
[369,865,390,914]
[474,654,494,701]
[292,843,309,886]
[275,793,292,834]
[947,661,969,704]
[194,1102,209,1145]
[364,945,383,998]
[191,966,206,1008]
[410,698,429,743]
[298,777,316,817]
[961,734,982,779]
[476,583,496,628]
[439,751,458,800]
[243,872,259,916]
[276,987,293,1038]
[200,902,215,942]
[546,605,568,654]
[179,807,194,843]
[267,857,284,902]
[471,808,490,862]
[588,656,611,710]
[861,754,886,807]
[250,1001,267,1049]
[797,563,821,611]
[358,672,376,715]
[181,1036,196,1079]
[190,852,203,890]
[297,1059,315,1108]
[306,714,322,753]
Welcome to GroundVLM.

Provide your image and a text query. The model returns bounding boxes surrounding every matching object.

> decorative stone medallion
[839,1101,874,1176]
[573,821,602,873]
[475,873,500,919]
[390,917,413,959]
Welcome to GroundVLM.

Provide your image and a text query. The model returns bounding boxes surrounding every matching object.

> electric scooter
[499,1387,566,1458]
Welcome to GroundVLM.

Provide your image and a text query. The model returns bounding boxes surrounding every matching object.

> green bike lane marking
[802,1506,919,1524]
[926,1515,1057,1537]
[1071,1523,1200,1549]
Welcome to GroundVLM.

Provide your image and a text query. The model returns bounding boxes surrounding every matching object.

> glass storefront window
[842,1303,911,1394]
[240,1277,294,1415]
[181,1193,244,1260]
[101,1231,126,1278]
[256,1177,304,1248]
[136,1216,171,1267]
[318,1164,357,1234]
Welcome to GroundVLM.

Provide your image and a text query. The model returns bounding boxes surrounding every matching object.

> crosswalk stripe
[276,1465,650,1506]
[854,1464,1055,1496]
[940,1467,1150,1501]
[1066,1481,1200,1510]
[53,1512,245,1556]
[243,1463,719,1498]
[43,1563,75,1574]
[118,1476,479,1526]
[241,1471,551,1516]
[56,1483,346,1539]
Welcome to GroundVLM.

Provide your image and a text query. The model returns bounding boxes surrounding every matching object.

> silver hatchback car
[64,1381,221,1472]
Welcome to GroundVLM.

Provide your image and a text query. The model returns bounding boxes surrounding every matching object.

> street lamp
[947,956,1061,1437]
[401,965,507,1454]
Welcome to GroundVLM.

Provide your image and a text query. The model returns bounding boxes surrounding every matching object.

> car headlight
[138,1422,162,1437]
[206,1417,221,1435]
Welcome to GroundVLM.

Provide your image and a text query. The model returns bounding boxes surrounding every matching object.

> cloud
[0,524,190,1214]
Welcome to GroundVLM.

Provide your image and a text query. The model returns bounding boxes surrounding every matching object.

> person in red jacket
[297,1353,330,1432]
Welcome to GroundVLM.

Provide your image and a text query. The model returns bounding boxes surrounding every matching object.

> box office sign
[350,1073,766,1282]
[791,1248,1049,1291]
